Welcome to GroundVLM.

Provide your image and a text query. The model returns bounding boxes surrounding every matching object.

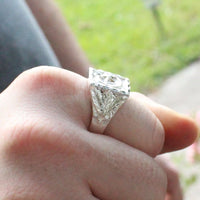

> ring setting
[88,67,130,133]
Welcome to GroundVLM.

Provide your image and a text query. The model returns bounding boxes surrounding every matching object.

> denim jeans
[0,0,60,92]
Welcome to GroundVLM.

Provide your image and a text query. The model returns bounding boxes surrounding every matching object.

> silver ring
[88,67,130,134]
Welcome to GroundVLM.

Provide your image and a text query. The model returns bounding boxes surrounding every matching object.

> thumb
[132,92,198,153]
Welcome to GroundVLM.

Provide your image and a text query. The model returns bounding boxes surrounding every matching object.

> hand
[156,156,183,200]
[0,67,197,199]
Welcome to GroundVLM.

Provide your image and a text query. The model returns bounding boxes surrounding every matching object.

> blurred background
[56,0,200,94]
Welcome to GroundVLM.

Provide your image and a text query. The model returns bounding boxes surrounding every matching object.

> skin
[13,1,197,198]
[156,156,183,200]
[0,66,197,199]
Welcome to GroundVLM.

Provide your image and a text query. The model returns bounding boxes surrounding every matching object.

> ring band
[89,67,130,134]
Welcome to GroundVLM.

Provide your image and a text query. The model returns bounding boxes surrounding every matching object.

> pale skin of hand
[23,0,191,197]
[0,67,197,199]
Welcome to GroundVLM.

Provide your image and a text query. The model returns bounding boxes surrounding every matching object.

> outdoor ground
[56,0,200,93]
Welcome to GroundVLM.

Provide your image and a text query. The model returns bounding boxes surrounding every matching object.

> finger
[104,93,165,157]
[156,156,183,200]
[132,92,198,152]
[166,176,183,200]
[1,66,92,129]
[7,67,189,156]
[85,131,167,200]
[9,67,165,157]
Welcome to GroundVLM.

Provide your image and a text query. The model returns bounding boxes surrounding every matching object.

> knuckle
[2,115,59,155]
[2,116,48,154]
[1,114,84,161]
[15,66,86,104]
[17,66,60,91]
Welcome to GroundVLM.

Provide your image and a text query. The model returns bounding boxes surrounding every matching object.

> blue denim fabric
[0,0,60,92]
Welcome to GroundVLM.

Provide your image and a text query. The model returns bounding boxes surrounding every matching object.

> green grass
[55,0,200,93]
